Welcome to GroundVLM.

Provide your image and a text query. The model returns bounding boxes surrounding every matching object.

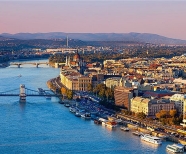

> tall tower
[65,56,68,66]
[67,35,68,48]
[20,84,26,102]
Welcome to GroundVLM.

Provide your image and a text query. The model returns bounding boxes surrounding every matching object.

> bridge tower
[20,84,26,102]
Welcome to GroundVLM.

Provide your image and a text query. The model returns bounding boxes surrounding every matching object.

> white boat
[140,134,162,145]
[166,144,184,153]
[132,131,142,136]
[69,107,76,113]
[75,112,81,117]
[81,113,91,119]
[64,103,70,107]
[120,126,129,131]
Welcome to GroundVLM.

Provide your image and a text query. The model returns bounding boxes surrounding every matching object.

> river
[0,59,179,154]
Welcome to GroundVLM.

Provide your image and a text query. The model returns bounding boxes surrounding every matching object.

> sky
[0,1,186,40]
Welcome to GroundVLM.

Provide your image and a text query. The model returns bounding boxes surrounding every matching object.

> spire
[68,56,71,67]
[65,56,68,66]
[67,35,68,48]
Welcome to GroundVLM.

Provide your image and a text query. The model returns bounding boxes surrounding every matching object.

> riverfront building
[131,96,175,116]
[114,86,136,110]
[60,69,91,91]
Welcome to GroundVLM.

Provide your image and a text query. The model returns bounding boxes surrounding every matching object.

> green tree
[87,83,93,92]
[105,88,113,101]
[61,87,67,96]
[136,112,146,119]
[170,109,177,118]
[67,90,73,100]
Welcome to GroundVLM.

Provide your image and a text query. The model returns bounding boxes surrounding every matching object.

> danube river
[0,60,177,154]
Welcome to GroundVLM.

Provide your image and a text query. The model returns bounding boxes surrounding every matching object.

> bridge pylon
[20,84,26,102]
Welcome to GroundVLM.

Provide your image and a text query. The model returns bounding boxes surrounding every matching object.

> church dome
[73,50,80,62]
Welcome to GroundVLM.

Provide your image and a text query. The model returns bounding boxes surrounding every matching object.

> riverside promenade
[47,76,186,145]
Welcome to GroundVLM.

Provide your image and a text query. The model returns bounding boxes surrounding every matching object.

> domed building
[64,49,86,75]
[73,50,80,62]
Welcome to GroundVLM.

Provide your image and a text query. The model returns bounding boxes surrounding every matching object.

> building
[131,97,150,115]
[63,50,86,74]
[170,94,186,115]
[105,77,121,89]
[143,90,175,99]
[114,86,136,110]
[131,97,175,116]
[60,69,91,91]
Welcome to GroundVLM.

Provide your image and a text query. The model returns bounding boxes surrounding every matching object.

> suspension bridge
[0,84,62,102]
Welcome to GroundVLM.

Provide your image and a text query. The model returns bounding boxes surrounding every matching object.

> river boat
[132,131,142,136]
[64,103,70,107]
[75,112,81,117]
[140,134,162,145]
[59,101,64,104]
[166,144,184,153]
[98,118,108,126]
[69,107,76,113]
[81,112,91,119]
[120,126,129,131]
[94,119,102,125]
[105,121,117,128]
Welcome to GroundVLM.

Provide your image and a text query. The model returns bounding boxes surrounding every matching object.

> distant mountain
[0,35,17,41]
[1,32,186,45]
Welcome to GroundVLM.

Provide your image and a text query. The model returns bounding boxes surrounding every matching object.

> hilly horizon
[1,32,186,45]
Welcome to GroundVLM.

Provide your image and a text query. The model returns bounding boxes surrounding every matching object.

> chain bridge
[0,84,62,102]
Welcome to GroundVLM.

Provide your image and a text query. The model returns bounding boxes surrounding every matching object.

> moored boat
[132,131,142,136]
[166,144,184,153]
[69,107,76,113]
[75,112,81,117]
[81,112,91,119]
[120,126,129,131]
[105,121,117,128]
[140,134,162,145]
[58,101,64,104]
[64,103,70,107]
[94,119,102,125]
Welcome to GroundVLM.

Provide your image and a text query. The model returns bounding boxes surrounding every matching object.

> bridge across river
[0,84,62,102]
[10,62,49,68]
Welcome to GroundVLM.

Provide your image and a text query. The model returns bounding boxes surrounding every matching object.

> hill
[1,32,186,45]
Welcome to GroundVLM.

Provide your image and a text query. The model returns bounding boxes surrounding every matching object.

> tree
[136,112,146,119]
[170,109,177,118]
[156,112,161,119]
[67,90,73,100]
[105,88,113,101]
[99,89,105,98]
[156,110,169,119]
[87,83,93,92]
[61,87,67,96]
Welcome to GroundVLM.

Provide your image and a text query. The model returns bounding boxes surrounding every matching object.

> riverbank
[117,113,186,145]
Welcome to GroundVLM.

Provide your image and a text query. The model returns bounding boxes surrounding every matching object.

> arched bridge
[10,62,49,68]
[0,84,62,102]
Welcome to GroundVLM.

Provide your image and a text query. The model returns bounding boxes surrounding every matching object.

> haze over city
[1,1,186,40]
